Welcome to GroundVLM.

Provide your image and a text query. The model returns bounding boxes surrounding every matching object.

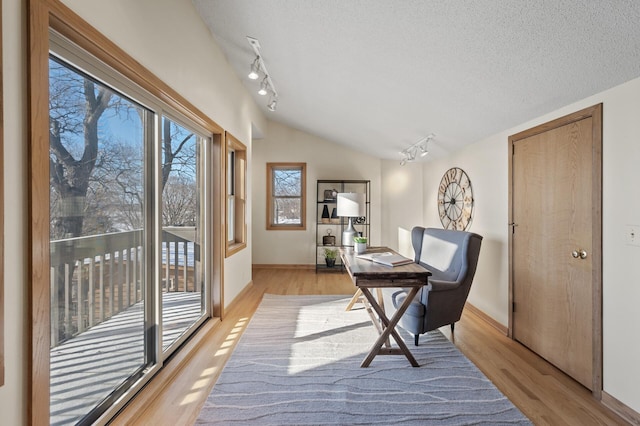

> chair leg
[414,334,419,346]
[450,323,455,333]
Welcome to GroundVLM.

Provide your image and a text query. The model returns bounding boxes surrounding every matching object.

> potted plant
[323,247,338,267]
[354,236,367,254]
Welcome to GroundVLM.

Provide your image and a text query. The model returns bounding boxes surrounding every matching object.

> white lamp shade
[336,193,366,217]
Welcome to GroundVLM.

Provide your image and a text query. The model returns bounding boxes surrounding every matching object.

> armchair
[381,227,483,345]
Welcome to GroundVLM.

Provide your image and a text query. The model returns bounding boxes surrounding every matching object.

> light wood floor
[113,268,627,425]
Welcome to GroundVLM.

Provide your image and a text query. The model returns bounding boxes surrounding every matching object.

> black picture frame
[323,189,336,201]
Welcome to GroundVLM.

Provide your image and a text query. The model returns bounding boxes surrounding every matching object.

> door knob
[572,249,588,259]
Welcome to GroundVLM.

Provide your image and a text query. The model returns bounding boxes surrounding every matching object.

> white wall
[380,161,424,257]
[0,1,29,424]
[382,76,640,413]
[382,137,510,325]
[0,0,264,423]
[252,120,382,265]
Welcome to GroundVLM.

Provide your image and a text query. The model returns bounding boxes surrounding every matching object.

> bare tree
[162,175,197,226]
[162,118,195,191]
[49,59,113,239]
[94,141,145,231]
[272,169,302,222]
[49,60,199,238]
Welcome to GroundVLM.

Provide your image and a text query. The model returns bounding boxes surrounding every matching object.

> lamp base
[342,217,357,247]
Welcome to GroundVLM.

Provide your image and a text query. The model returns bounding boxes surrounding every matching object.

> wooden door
[509,105,602,393]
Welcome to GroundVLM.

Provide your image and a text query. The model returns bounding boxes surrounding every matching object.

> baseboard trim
[252,264,315,270]
[602,391,640,425]
[222,280,254,318]
[463,307,639,424]
[464,302,508,336]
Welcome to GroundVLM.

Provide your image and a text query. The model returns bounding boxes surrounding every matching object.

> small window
[267,163,306,230]
[226,133,247,256]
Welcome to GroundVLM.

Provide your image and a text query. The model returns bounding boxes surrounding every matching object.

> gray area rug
[196,294,531,425]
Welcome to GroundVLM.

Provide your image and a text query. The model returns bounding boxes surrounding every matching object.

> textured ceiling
[193,0,640,160]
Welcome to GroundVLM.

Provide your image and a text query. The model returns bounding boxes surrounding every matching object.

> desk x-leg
[358,285,421,367]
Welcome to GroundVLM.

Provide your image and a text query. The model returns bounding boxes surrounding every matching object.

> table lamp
[336,192,366,247]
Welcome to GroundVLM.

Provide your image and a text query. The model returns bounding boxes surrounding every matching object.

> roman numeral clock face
[437,167,474,230]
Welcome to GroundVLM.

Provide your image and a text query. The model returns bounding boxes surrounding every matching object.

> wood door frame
[508,104,603,398]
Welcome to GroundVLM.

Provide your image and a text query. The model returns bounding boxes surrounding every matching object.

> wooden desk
[340,247,431,367]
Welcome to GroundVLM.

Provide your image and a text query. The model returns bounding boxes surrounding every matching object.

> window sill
[225,242,247,258]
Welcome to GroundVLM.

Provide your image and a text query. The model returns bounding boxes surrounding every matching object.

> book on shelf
[356,252,414,267]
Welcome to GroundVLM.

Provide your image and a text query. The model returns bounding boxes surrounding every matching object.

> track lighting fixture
[248,56,260,80]
[246,36,279,111]
[399,134,434,166]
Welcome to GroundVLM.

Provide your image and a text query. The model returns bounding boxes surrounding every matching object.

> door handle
[571,249,588,259]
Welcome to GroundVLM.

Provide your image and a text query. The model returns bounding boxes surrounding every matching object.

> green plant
[353,236,367,244]
[323,248,338,259]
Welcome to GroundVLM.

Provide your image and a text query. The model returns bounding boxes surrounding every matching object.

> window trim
[225,132,247,257]
[266,162,307,231]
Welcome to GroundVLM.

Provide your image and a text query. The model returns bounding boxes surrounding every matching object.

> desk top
[340,247,431,286]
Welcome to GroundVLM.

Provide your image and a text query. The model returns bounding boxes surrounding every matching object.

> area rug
[196,294,531,425]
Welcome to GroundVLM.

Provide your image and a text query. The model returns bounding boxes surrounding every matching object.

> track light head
[258,76,269,96]
[248,56,260,80]
[267,94,278,111]
[408,148,417,161]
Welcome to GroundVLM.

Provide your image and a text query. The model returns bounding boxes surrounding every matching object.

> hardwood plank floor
[113,268,627,425]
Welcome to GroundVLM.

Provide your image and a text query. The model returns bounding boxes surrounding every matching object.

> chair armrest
[429,278,462,292]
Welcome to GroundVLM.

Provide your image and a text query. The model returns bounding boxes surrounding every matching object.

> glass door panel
[49,57,149,425]
[161,117,207,352]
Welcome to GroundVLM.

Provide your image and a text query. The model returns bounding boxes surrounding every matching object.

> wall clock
[437,167,474,230]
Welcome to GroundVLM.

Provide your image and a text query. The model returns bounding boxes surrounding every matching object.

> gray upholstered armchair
[381,227,483,346]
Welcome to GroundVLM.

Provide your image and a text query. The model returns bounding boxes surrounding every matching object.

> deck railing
[49,227,197,348]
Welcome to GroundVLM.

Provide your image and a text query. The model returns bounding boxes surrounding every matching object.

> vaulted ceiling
[193,0,640,160]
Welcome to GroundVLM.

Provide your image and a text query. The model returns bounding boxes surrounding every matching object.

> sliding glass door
[48,38,211,425]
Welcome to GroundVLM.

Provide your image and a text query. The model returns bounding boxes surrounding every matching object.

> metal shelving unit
[315,180,370,273]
